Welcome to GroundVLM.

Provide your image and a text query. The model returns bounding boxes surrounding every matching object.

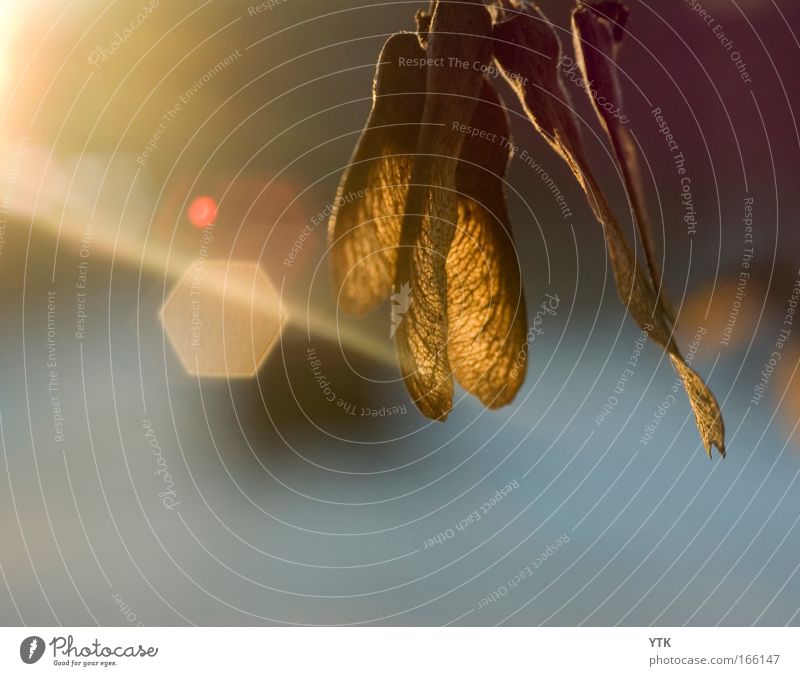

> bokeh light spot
[188,195,217,228]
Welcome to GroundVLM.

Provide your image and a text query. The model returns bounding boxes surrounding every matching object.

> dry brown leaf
[394,0,494,419]
[328,33,427,315]
[571,0,675,325]
[493,1,725,456]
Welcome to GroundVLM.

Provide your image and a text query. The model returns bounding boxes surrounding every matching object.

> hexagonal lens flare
[161,261,287,378]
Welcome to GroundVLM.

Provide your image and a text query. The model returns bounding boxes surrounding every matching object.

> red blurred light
[188,196,217,228]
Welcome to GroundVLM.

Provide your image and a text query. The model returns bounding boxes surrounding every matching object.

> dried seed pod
[493,1,725,456]
[328,33,428,315]
[447,79,528,408]
[330,8,527,419]
[394,0,494,419]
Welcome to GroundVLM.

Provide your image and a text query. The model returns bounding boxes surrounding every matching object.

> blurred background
[1,0,799,626]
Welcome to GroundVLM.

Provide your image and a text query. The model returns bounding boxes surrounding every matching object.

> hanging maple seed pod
[329,0,724,458]
[329,0,528,421]
[393,0,495,419]
[438,0,527,415]
[329,32,428,316]
[445,78,528,411]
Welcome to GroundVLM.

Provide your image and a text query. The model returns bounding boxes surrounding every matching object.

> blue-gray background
[1,0,799,625]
